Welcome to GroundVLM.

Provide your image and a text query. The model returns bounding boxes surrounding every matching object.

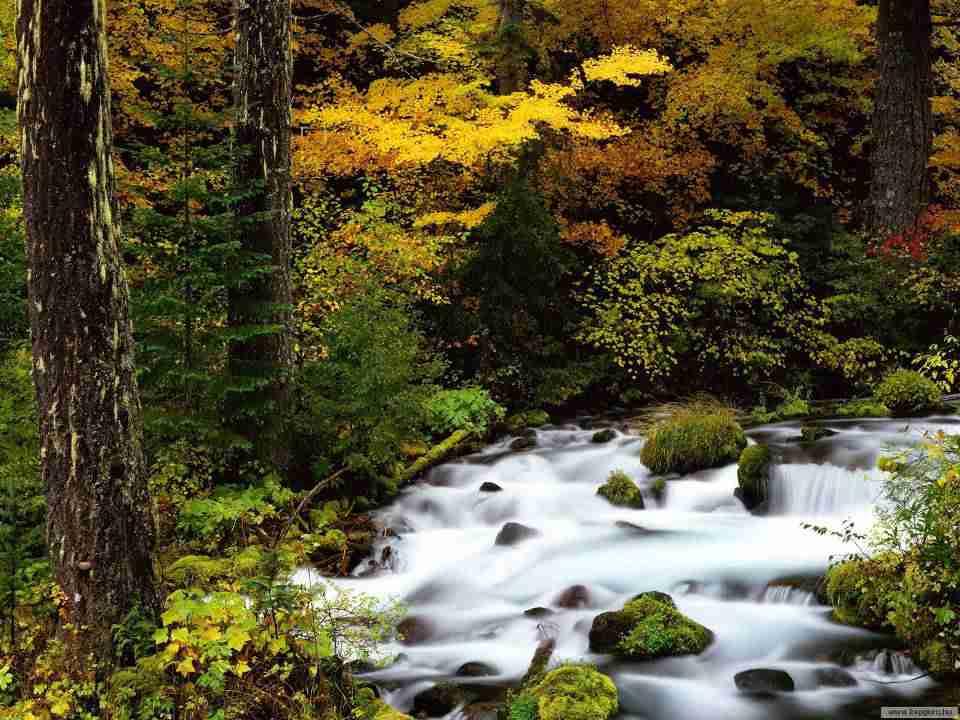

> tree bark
[496,0,527,94]
[16,0,158,659]
[869,0,933,239]
[229,0,294,469]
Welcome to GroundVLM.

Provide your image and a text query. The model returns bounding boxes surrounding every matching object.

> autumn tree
[16,0,157,659]
[870,0,934,238]
[229,0,295,467]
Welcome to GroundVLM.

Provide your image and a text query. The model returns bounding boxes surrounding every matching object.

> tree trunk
[496,0,527,94]
[869,0,933,239]
[17,0,158,660]
[229,0,294,469]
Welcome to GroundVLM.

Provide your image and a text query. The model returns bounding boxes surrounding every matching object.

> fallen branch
[397,429,473,484]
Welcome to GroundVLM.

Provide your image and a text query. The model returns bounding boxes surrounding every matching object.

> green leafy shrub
[424,387,505,437]
[530,664,618,720]
[596,470,644,509]
[874,369,941,416]
[737,445,771,510]
[507,693,539,720]
[639,400,746,474]
[177,477,295,548]
[821,436,960,680]
[505,410,551,433]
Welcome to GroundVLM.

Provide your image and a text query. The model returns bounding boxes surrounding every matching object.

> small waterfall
[853,649,923,677]
[767,464,883,515]
[760,585,815,605]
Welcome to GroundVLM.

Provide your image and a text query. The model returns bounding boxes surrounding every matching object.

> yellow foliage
[574,46,672,88]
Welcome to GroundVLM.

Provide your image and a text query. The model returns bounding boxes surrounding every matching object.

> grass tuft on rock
[737,444,771,510]
[639,398,746,474]
[589,592,712,660]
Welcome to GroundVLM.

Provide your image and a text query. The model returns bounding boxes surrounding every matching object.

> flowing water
[296,415,960,719]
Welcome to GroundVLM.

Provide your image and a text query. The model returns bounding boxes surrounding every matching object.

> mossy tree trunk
[16,0,158,659]
[869,0,933,239]
[229,0,294,468]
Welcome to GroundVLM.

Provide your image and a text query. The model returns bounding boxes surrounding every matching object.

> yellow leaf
[234,660,251,676]
[176,657,196,677]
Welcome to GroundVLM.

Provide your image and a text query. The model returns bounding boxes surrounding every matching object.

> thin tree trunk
[496,0,527,94]
[869,0,933,239]
[229,0,294,469]
[17,0,158,660]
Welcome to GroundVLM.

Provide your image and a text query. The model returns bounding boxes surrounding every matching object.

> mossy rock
[800,424,835,442]
[371,701,414,720]
[875,369,942,416]
[505,410,551,433]
[736,444,771,511]
[641,411,747,475]
[412,682,467,717]
[596,470,644,509]
[836,398,891,418]
[510,436,538,451]
[530,665,619,720]
[588,592,713,660]
[591,428,617,444]
[824,558,890,630]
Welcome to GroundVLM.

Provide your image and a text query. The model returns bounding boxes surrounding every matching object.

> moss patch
[640,406,746,474]
[836,398,890,418]
[597,470,644,509]
[530,665,618,720]
[589,592,713,660]
[737,444,771,510]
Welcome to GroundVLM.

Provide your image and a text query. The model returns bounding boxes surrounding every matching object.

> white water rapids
[295,415,960,719]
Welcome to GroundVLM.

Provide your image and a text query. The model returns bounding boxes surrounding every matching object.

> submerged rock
[814,667,858,688]
[479,481,503,493]
[597,470,645,509]
[801,424,837,442]
[734,668,796,694]
[412,682,466,717]
[495,522,540,546]
[456,661,498,677]
[555,584,591,609]
[510,436,537,452]
[396,616,434,646]
[614,521,655,535]
[524,606,555,619]
[588,592,713,659]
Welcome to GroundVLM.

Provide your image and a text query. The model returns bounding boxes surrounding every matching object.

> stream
[296,415,960,719]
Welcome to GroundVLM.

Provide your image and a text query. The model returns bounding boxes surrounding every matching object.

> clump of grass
[597,470,644,509]
[638,396,746,474]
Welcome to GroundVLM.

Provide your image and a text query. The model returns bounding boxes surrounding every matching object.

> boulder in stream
[456,661,498,677]
[555,584,591,609]
[527,664,619,720]
[736,444,771,511]
[588,592,713,659]
[495,522,540,546]
[479,481,503,493]
[801,424,837,442]
[524,606,555,619]
[597,470,645,509]
[412,682,467,717]
[734,668,796,694]
[592,428,618,444]
[814,667,858,688]
[396,616,435,645]
[510,436,538,451]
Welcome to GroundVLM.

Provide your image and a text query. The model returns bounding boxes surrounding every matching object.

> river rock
[524,606,555,619]
[555,584,591,609]
[412,682,466,717]
[461,702,499,720]
[456,661,498,677]
[814,667,858,688]
[588,592,712,659]
[615,521,655,535]
[479,481,503,493]
[802,425,837,442]
[592,428,617,443]
[397,616,434,645]
[495,522,540,546]
[510,436,537,451]
[734,668,796,694]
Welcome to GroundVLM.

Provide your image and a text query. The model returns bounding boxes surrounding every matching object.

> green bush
[874,369,941,416]
[737,444,771,509]
[507,693,539,720]
[835,398,890,417]
[425,387,505,437]
[530,665,618,720]
[640,400,747,474]
[596,470,644,509]
[821,435,960,680]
